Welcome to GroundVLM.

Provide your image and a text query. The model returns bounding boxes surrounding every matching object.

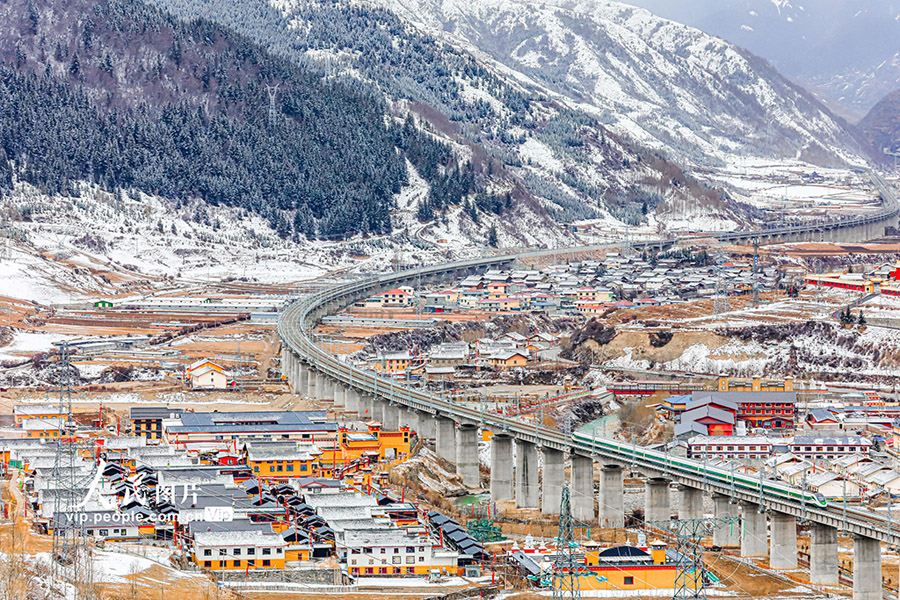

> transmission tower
[552,487,589,600]
[648,516,741,600]
[713,275,730,318]
[265,84,280,131]
[749,237,761,307]
[50,343,97,597]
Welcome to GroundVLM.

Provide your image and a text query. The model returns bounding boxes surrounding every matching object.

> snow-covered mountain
[621,0,900,119]
[375,0,869,168]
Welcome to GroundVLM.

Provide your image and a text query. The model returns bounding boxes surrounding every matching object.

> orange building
[488,350,528,369]
[245,442,322,479]
[23,418,64,439]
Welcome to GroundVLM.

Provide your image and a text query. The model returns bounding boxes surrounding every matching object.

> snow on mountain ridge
[374,0,869,169]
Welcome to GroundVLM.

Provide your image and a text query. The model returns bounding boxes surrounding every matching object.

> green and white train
[572,431,828,509]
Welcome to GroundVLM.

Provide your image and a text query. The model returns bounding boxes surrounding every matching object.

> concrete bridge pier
[645,478,670,524]
[321,377,333,401]
[598,465,624,529]
[297,362,310,396]
[333,384,345,407]
[680,486,703,521]
[712,494,740,547]
[489,433,514,502]
[317,373,329,400]
[769,512,798,569]
[435,416,457,466]
[739,502,767,557]
[542,447,564,515]
[307,369,317,399]
[359,394,373,420]
[456,423,480,488]
[344,388,359,412]
[416,411,435,439]
[571,454,595,522]
[853,535,882,600]
[381,402,400,430]
[515,439,539,508]
[810,523,838,586]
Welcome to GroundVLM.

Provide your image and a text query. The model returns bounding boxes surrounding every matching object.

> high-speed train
[572,430,828,509]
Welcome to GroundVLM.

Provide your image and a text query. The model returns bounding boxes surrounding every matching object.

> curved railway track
[278,172,900,544]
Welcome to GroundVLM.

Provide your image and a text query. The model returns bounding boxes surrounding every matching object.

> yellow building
[571,543,695,593]
[192,530,287,570]
[718,375,793,392]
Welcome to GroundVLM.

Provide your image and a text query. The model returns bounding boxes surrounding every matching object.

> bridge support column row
[769,512,797,570]
[598,465,624,528]
[515,440,539,508]
[456,423,480,488]
[333,384,344,407]
[490,434,514,502]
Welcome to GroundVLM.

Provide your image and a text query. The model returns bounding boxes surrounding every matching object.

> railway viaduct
[279,173,900,600]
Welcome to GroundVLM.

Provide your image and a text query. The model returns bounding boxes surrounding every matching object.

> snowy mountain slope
[374,0,871,168]
[147,0,750,235]
[620,0,900,118]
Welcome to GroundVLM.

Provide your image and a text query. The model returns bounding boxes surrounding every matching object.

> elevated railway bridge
[279,173,899,600]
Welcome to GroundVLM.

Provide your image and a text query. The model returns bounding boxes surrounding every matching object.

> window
[624,577,634,585]
[248,548,256,555]
[406,556,415,564]
[204,549,212,557]
[287,465,294,472]
[365,568,373,574]
[418,556,424,562]
[233,560,241,567]
[352,549,361,555]
[204,561,211,568]
[234,549,241,556]
[300,464,308,472]
[219,549,227,556]
[262,560,270,567]
[393,548,400,554]
[393,556,401,564]
[99,529,108,537]
[277,465,283,472]
[380,548,387,554]
[263,548,271,556]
